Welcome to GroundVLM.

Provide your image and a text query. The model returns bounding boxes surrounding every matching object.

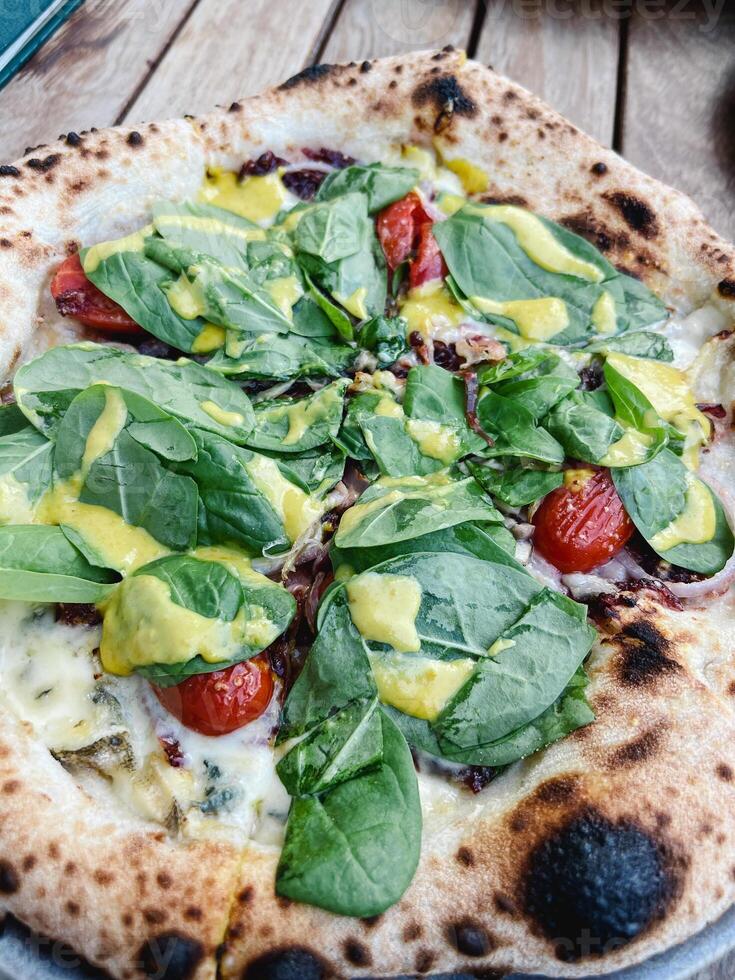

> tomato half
[375,192,432,275]
[532,468,634,573]
[409,222,447,288]
[153,654,274,737]
[50,253,141,334]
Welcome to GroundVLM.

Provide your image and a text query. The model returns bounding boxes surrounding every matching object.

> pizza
[0,47,734,980]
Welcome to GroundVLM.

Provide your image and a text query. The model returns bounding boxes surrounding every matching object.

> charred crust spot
[414,948,435,973]
[238,884,255,904]
[560,210,630,253]
[343,938,370,966]
[228,101,242,112]
[717,278,735,298]
[48,841,60,860]
[0,861,19,894]
[717,763,734,782]
[156,871,172,890]
[2,778,19,792]
[494,892,517,916]
[728,680,735,697]
[184,906,202,921]
[403,921,423,941]
[412,74,478,133]
[503,89,518,101]
[498,131,508,142]
[22,855,36,872]
[126,131,143,147]
[360,914,382,929]
[65,132,82,147]
[143,908,167,926]
[0,164,21,177]
[139,932,204,979]
[26,154,61,173]
[243,946,326,979]
[360,60,372,73]
[617,622,680,688]
[482,193,527,207]
[603,191,659,239]
[447,919,495,957]
[609,728,662,767]
[533,775,579,805]
[94,869,114,885]
[591,161,608,176]
[523,809,681,961]
[456,845,475,867]
[280,63,334,90]
[389,79,398,89]
[64,861,77,876]
[65,900,80,916]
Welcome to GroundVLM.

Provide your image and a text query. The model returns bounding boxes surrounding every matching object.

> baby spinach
[210,332,355,381]
[434,589,596,763]
[585,330,673,362]
[295,194,365,263]
[275,709,421,917]
[602,357,668,462]
[271,445,345,495]
[245,380,347,455]
[0,404,29,436]
[469,462,563,507]
[0,426,53,503]
[315,163,418,213]
[277,696,383,796]
[482,350,579,421]
[135,554,243,621]
[333,473,503,550]
[303,272,353,341]
[290,292,345,339]
[476,390,565,464]
[358,314,409,365]
[544,390,622,464]
[15,344,255,443]
[0,525,118,602]
[152,199,257,266]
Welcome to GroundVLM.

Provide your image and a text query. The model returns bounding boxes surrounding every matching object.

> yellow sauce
[592,291,617,334]
[444,158,489,195]
[335,491,402,542]
[80,387,128,480]
[267,384,341,447]
[165,273,207,320]
[199,169,286,224]
[563,468,596,492]
[82,224,154,274]
[346,572,422,652]
[191,323,226,353]
[200,400,244,428]
[244,453,324,542]
[436,192,467,216]
[266,275,303,320]
[333,287,367,320]
[471,295,569,342]
[599,427,654,467]
[404,419,461,464]
[398,281,465,339]
[154,213,265,244]
[487,637,516,657]
[369,652,474,721]
[650,476,716,552]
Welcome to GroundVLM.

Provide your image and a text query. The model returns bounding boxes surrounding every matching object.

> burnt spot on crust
[412,74,478,132]
[561,210,630,254]
[533,775,579,806]
[403,921,423,941]
[523,809,681,961]
[616,621,680,688]
[243,946,326,979]
[446,919,496,957]
[456,845,475,867]
[414,948,436,973]
[591,161,608,176]
[717,763,734,782]
[64,132,83,147]
[717,278,735,298]
[138,932,204,979]
[603,191,659,239]
[25,154,61,173]
[229,101,242,112]
[0,165,20,177]
[360,914,382,929]
[481,193,527,208]
[343,937,371,967]
[0,860,19,894]
[609,728,663,768]
[280,63,335,90]
[126,131,143,147]
[494,892,517,917]
[360,59,372,73]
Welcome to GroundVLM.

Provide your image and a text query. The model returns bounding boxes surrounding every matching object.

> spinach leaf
[15,344,255,443]
[476,347,567,385]
[275,709,421,917]
[655,492,734,575]
[584,330,673,362]
[333,473,502,549]
[0,426,53,503]
[358,414,445,477]
[469,462,563,507]
[403,364,484,454]
[303,272,353,341]
[174,429,289,555]
[481,349,579,421]
[0,525,118,602]
[245,380,347,455]
[0,404,29,436]
[277,696,383,796]
[602,358,668,463]
[210,333,355,381]
[135,554,243,620]
[544,390,623,464]
[358,315,409,365]
[476,390,565,464]
[152,199,258,266]
[271,445,346,495]
[315,163,418,212]
[290,293,343,339]
[295,194,365,263]
[279,593,377,741]
[435,589,596,763]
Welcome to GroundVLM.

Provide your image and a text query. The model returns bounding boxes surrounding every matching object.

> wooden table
[1,1,734,977]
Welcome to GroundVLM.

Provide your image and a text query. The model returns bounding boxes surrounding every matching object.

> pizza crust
[1,48,734,978]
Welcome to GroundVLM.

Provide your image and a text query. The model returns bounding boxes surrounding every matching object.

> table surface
[1,1,734,977]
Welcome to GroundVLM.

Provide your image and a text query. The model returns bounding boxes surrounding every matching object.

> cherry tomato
[532,468,634,573]
[153,654,274,737]
[376,192,432,275]
[409,222,447,288]
[50,253,141,334]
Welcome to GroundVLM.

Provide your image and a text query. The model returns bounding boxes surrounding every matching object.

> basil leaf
[315,163,418,212]
[358,315,409,366]
[0,404,29,436]
[245,380,347,455]
[469,462,563,507]
[585,330,673,362]
[435,589,596,763]
[544,390,623,464]
[295,194,365,263]
[275,708,421,917]
[476,390,565,464]
[209,333,355,381]
[135,554,243,620]
[333,473,502,549]
[0,426,53,503]
[15,344,255,443]
[279,593,377,741]
[277,696,383,796]
[0,525,118,602]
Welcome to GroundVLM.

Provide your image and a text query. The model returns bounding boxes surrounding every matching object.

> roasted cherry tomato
[376,191,432,275]
[532,468,634,573]
[409,222,447,288]
[153,654,274,737]
[50,253,141,334]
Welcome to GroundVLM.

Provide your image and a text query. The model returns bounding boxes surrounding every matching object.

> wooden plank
[321,0,477,63]
[473,2,619,147]
[0,0,193,162]
[124,0,339,123]
[622,10,735,242]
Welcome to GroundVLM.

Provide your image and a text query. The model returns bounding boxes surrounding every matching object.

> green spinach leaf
[358,315,409,366]
[469,462,563,507]
[315,163,418,212]
[0,426,53,503]
[245,380,347,455]
[544,390,623,464]
[476,390,565,464]
[584,330,673,361]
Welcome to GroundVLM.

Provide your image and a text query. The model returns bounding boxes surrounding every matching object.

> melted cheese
[346,572,422,652]
[650,475,716,552]
[244,453,324,542]
[199,169,286,224]
[399,281,465,339]
[0,474,35,524]
[200,400,245,427]
[369,652,474,720]
[473,205,604,282]
[471,294,569,342]
[82,225,154,273]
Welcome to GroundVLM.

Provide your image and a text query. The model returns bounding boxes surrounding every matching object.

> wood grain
[123,0,339,123]
[321,0,477,62]
[474,0,620,146]
[0,0,193,162]
[622,8,735,241]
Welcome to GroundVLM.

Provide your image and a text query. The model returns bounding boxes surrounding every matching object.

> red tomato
[50,253,141,334]
[153,654,274,737]
[409,222,447,288]
[532,468,634,573]
[375,192,432,275]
